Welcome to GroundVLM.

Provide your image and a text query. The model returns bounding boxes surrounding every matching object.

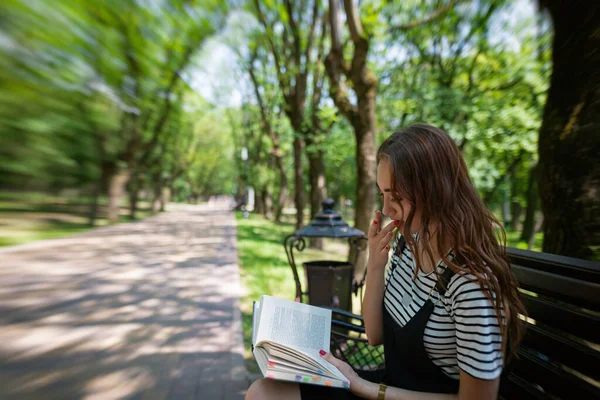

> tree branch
[253,0,290,94]
[329,0,342,52]
[343,0,364,44]
[303,0,320,74]
[284,0,302,68]
[138,45,191,164]
[390,0,456,32]
[479,78,523,93]
[325,0,358,122]
[310,13,328,132]
[452,2,497,59]
[247,49,270,133]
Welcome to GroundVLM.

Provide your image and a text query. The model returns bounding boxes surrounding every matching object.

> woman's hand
[320,351,369,396]
[368,210,399,271]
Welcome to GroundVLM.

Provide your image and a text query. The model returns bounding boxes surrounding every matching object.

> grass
[235,211,350,373]
[0,191,157,247]
[505,230,543,252]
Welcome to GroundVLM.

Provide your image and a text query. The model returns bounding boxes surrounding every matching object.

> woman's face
[377,159,422,234]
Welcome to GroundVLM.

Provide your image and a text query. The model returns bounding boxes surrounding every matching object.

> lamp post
[283,199,367,311]
[241,147,249,219]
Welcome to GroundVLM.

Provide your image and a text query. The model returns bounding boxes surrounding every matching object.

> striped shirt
[384,235,504,380]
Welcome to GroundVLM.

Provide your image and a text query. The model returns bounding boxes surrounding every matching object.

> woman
[246,124,526,400]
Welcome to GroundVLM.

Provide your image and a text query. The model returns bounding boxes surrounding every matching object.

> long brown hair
[377,123,526,362]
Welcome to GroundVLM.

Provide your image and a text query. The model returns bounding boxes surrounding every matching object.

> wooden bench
[329,248,600,399]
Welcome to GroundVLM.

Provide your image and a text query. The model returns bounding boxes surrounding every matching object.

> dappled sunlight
[0,202,247,399]
[84,368,157,400]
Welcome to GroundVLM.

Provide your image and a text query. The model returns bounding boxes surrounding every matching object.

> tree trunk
[520,163,538,242]
[510,164,521,231]
[107,170,130,221]
[511,203,522,232]
[538,1,600,259]
[293,137,305,229]
[502,174,511,228]
[264,187,273,219]
[88,181,102,226]
[128,173,140,220]
[324,0,378,276]
[152,185,162,212]
[255,189,265,216]
[307,149,328,219]
[307,142,327,249]
[129,187,139,220]
[273,154,288,224]
[351,99,378,274]
[160,187,170,212]
[529,215,544,250]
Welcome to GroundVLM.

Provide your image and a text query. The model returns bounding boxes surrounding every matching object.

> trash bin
[303,260,354,312]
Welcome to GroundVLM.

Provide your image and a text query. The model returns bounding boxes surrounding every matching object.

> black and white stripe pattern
[384,236,504,380]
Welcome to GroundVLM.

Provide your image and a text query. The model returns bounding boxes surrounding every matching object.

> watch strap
[377,382,387,400]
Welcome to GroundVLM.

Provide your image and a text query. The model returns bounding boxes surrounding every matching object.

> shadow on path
[0,203,247,400]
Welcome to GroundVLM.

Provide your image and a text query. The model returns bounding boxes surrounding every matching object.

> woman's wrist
[354,378,379,400]
[367,260,387,273]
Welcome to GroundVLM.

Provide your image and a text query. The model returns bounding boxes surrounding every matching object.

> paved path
[0,202,249,400]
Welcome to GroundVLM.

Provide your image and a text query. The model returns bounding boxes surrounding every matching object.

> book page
[254,295,347,381]
[252,301,260,346]
[264,370,349,389]
[256,295,331,355]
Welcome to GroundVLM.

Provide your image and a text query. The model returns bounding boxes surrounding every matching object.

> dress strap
[434,265,456,296]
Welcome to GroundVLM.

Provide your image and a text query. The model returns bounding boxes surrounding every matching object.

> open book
[252,295,350,389]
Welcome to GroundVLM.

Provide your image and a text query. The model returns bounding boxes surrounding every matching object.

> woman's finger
[320,351,342,368]
[380,243,391,255]
[367,211,380,238]
[377,230,393,250]
[377,220,398,239]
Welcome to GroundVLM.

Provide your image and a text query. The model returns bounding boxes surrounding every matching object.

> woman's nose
[382,201,393,218]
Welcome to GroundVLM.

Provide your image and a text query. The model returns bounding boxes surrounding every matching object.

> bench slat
[510,347,600,399]
[507,247,600,282]
[499,373,548,400]
[521,324,600,382]
[521,292,600,342]
[512,264,600,308]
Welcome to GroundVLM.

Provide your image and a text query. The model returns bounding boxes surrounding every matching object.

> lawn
[0,191,157,247]
[506,229,543,252]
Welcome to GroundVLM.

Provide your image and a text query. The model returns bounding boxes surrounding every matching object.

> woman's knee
[245,379,263,400]
[245,378,300,400]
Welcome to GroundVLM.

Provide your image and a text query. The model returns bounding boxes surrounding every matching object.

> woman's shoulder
[444,268,496,302]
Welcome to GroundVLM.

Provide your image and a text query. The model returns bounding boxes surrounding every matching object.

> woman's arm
[362,260,386,345]
[362,211,397,346]
[355,371,499,400]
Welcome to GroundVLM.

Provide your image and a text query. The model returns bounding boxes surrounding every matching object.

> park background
[0,0,598,398]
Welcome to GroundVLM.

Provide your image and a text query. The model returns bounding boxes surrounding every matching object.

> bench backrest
[500,248,600,399]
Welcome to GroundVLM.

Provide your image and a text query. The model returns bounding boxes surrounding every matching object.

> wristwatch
[377,383,387,400]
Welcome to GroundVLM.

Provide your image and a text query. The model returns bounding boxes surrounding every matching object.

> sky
[191,0,540,109]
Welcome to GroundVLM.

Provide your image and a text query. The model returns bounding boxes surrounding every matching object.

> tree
[380,1,550,243]
[252,0,331,229]
[537,1,600,260]
[87,1,225,221]
[325,0,379,270]
[244,45,289,222]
